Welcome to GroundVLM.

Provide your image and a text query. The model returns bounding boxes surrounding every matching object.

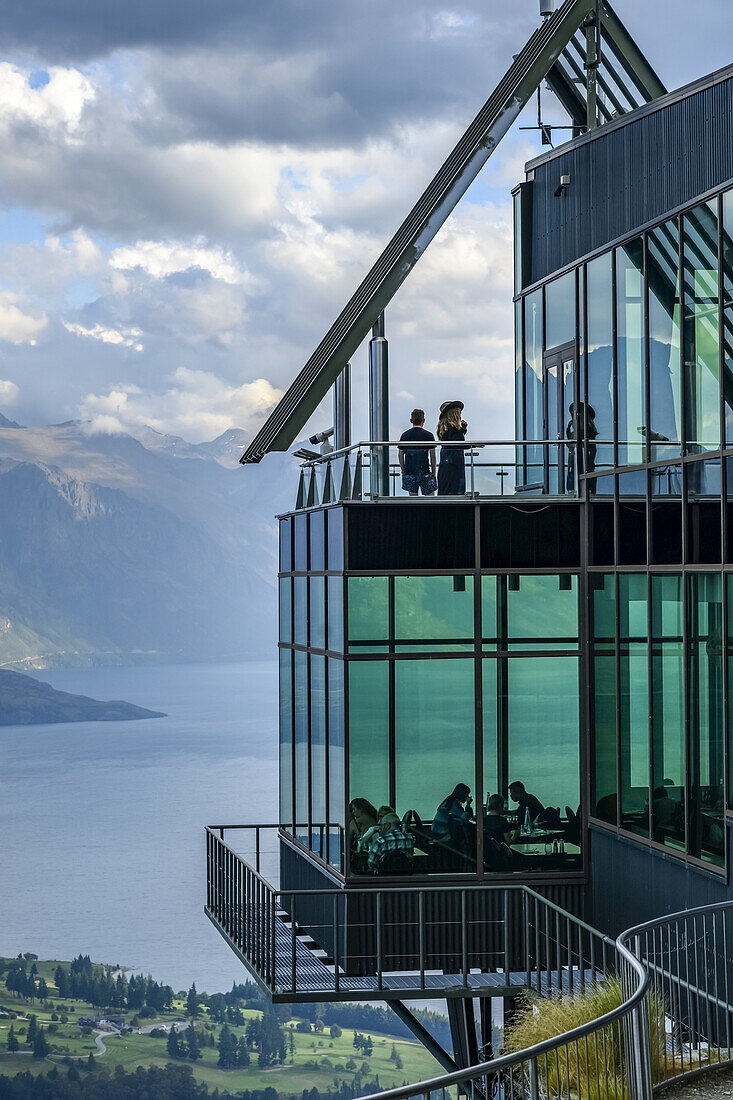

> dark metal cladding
[526,67,733,285]
[241,0,598,464]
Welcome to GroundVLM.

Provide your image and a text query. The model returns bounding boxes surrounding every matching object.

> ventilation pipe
[333,363,351,452]
[368,313,390,496]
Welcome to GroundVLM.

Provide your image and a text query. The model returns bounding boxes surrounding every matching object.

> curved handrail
[357,913,649,1100]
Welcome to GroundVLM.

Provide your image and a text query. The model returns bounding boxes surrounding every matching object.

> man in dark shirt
[398,409,437,496]
[509,781,545,829]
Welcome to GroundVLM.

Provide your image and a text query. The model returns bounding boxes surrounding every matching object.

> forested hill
[0,419,297,669]
[0,669,165,725]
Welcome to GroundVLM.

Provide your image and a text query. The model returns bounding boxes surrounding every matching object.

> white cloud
[79,368,282,442]
[0,292,47,344]
[0,379,19,404]
[0,63,94,134]
[63,321,143,350]
[110,238,256,286]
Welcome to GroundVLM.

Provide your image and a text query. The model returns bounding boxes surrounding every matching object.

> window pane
[348,661,389,857]
[616,239,645,465]
[294,649,309,844]
[587,253,614,471]
[394,575,474,642]
[280,517,292,572]
[545,270,575,350]
[689,573,724,866]
[727,574,733,811]
[592,574,617,824]
[309,576,325,650]
[279,577,292,643]
[618,575,648,838]
[723,191,733,444]
[481,575,498,644]
[684,201,720,452]
[327,576,344,653]
[310,509,325,571]
[482,659,498,808]
[328,659,345,869]
[506,575,578,649]
[651,575,685,851]
[507,656,580,814]
[348,576,389,643]
[648,219,682,460]
[513,189,523,295]
[524,289,544,485]
[279,650,293,830]
[327,507,344,570]
[394,658,476,874]
[293,576,307,646]
[310,655,326,857]
[294,513,308,571]
[515,300,524,478]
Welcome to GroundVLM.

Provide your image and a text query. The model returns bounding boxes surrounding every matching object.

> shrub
[139,1006,156,1019]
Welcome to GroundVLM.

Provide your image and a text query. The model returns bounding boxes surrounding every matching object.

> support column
[333,363,351,452]
[584,10,599,130]
[369,313,390,496]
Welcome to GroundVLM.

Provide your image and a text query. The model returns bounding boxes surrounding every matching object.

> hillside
[0,420,297,669]
[0,669,165,725]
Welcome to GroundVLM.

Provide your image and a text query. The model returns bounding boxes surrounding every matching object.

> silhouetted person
[432,783,473,846]
[398,409,437,496]
[437,401,468,495]
[484,794,512,844]
[567,401,597,492]
[509,781,544,829]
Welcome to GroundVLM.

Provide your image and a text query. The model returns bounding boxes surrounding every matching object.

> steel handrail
[302,438,578,466]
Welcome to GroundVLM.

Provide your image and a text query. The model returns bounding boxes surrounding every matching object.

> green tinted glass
[506,575,579,648]
[394,575,474,641]
[327,576,344,653]
[348,577,389,642]
[348,661,389,816]
[279,577,292,644]
[279,649,293,830]
[309,576,325,650]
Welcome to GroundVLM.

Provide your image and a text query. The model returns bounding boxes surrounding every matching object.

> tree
[37,977,48,1001]
[314,1017,324,1033]
[390,1044,398,1063]
[187,982,200,1018]
[217,1022,238,1068]
[186,1022,201,1061]
[237,1035,250,1066]
[208,992,226,1023]
[6,1025,19,1052]
[26,1015,37,1046]
[330,1023,342,1039]
[166,1027,182,1060]
[288,1028,296,1058]
[32,1027,49,1060]
[87,1051,96,1070]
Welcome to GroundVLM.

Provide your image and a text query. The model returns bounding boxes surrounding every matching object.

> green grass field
[0,960,442,1095]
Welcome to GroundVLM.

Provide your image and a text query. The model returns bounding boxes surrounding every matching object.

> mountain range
[0,415,297,669]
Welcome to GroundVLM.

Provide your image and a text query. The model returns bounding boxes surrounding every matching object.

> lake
[0,662,278,994]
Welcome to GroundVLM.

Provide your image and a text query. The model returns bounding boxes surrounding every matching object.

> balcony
[205,825,609,1004]
[293,439,586,511]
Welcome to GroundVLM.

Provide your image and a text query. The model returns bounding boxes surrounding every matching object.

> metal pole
[369,313,389,496]
[584,10,599,130]
[333,363,351,452]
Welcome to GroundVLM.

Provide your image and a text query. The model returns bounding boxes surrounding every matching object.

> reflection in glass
[506,575,578,648]
[723,190,733,443]
[619,574,649,838]
[587,254,614,470]
[515,299,524,483]
[617,239,645,465]
[328,659,345,869]
[309,576,325,650]
[279,649,293,830]
[279,577,292,643]
[651,575,685,850]
[294,576,307,645]
[481,575,498,644]
[310,655,326,856]
[727,575,733,811]
[689,574,724,866]
[348,661,389,826]
[593,575,618,825]
[482,659,498,810]
[394,659,476,873]
[394,575,474,643]
[294,649,309,844]
[524,289,544,486]
[545,270,575,350]
[347,576,389,644]
[684,202,720,452]
[327,576,344,653]
[648,220,681,459]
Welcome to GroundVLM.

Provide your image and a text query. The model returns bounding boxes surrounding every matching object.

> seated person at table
[483,794,513,844]
[509,781,545,829]
[362,805,415,873]
[349,798,379,848]
[432,783,474,848]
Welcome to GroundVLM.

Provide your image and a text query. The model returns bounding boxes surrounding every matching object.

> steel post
[369,314,389,496]
[333,363,351,452]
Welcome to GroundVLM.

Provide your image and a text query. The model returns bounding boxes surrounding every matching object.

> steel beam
[599,0,666,103]
[389,1000,461,1076]
[241,0,598,463]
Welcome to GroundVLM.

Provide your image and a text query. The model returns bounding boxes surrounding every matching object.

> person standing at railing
[398,409,437,496]
[436,400,468,495]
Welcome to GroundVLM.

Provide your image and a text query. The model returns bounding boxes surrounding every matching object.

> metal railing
[294,439,582,509]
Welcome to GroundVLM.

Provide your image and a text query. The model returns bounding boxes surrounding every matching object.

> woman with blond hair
[437,400,468,495]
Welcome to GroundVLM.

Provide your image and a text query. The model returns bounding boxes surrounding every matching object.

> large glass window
[294,649,309,843]
[651,575,685,851]
[545,270,575,350]
[394,575,474,648]
[684,201,720,452]
[727,574,733,811]
[310,655,326,857]
[309,576,325,650]
[648,219,682,460]
[348,661,389,843]
[688,573,724,867]
[327,576,344,653]
[592,574,618,824]
[506,656,580,815]
[279,577,292,643]
[586,253,614,472]
[394,658,476,873]
[723,190,733,444]
[506,574,578,649]
[279,650,293,830]
[524,289,544,486]
[619,574,649,838]
[328,659,345,869]
[347,577,389,647]
[294,576,307,645]
[616,239,645,466]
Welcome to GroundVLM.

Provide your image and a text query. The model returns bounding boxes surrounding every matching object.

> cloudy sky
[0,0,728,449]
